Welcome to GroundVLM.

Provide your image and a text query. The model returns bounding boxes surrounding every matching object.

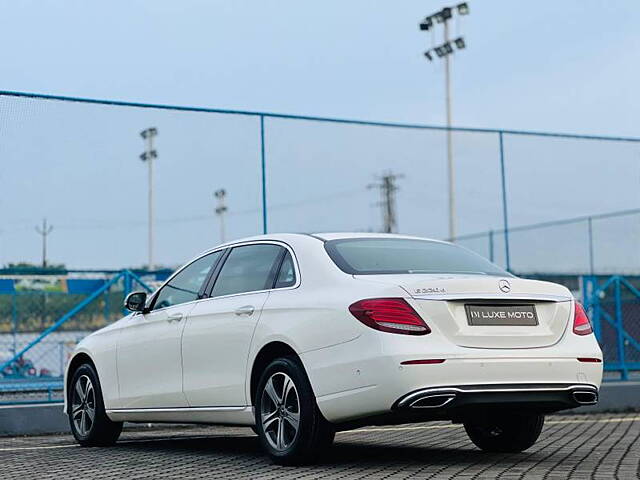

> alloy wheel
[260,372,300,451]
[71,374,96,436]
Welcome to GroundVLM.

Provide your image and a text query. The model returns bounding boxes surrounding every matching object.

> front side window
[325,238,509,276]
[153,251,222,310]
[211,244,283,297]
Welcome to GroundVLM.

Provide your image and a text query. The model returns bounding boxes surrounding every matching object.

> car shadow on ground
[111,433,540,469]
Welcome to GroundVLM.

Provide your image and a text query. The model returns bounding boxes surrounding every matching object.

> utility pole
[35,218,53,268]
[369,172,403,233]
[420,2,469,241]
[214,189,228,243]
[140,127,158,270]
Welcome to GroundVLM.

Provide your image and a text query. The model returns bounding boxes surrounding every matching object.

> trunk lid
[354,274,573,349]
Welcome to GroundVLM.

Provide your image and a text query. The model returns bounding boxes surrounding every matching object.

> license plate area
[465,304,538,326]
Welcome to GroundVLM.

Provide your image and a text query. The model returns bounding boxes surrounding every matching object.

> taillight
[348,298,430,336]
[573,302,593,336]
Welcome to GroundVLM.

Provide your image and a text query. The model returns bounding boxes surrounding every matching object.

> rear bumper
[304,331,603,424]
[332,383,599,430]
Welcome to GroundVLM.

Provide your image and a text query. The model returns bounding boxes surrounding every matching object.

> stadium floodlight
[140,127,157,139]
[419,16,433,31]
[417,3,470,241]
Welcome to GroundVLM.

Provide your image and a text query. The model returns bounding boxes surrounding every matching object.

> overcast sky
[0,1,638,272]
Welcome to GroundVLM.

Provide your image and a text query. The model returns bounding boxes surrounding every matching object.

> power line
[17,188,368,232]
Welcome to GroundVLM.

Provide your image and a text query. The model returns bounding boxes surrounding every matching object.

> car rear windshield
[324,238,509,276]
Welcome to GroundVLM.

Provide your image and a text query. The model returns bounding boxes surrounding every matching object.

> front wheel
[68,364,122,446]
[254,357,335,465]
[464,412,544,453]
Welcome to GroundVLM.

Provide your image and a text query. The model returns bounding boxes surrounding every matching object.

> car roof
[206,232,447,249]
[310,232,447,243]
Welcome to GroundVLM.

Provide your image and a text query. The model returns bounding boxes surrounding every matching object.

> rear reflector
[349,298,430,336]
[577,357,602,363]
[573,302,593,336]
[401,359,445,365]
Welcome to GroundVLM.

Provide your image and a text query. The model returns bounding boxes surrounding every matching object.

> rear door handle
[234,305,255,316]
[167,313,184,323]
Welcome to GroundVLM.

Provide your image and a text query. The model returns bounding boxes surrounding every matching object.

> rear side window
[325,238,509,276]
[274,251,296,288]
[211,244,283,297]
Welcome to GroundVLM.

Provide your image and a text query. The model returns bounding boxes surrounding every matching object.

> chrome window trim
[143,239,301,313]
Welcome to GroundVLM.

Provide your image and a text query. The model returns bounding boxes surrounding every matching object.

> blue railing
[583,275,640,380]
[0,270,154,404]
[0,272,637,405]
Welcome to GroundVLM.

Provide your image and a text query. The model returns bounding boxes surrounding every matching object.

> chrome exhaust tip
[409,393,457,409]
[572,390,598,405]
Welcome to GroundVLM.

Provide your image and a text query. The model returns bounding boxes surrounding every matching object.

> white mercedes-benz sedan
[64,233,602,464]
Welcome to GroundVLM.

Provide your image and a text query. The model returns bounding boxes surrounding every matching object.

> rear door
[182,243,286,407]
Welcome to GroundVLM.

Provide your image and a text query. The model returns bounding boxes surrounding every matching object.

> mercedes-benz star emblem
[499,279,511,293]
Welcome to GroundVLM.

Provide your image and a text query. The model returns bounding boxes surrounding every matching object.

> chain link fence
[0,271,166,403]
[1,91,639,274]
[1,90,639,402]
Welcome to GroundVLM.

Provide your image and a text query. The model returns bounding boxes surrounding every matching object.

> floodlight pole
[420,3,468,241]
[140,128,158,270]
[444,19,455,241]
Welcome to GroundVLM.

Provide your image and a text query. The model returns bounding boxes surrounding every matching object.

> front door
[116,251,222,408]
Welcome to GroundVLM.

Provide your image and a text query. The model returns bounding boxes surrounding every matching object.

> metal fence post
[587,216,595,276]
[260,115,267,234]
[11,293,17,355]
[614,277,628,380]
[498,132,511,271]
[103,290,109,325]
[582,275,602,342]
[123,271,132,316]
[488,230,494,263]
[59,341,64,377]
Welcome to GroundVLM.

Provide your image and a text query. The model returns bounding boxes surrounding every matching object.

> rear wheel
[68,364,122,446]
[254,357,335,465]
[464,412,544,453]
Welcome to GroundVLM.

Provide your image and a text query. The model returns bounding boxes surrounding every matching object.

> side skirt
[106,406,255,426]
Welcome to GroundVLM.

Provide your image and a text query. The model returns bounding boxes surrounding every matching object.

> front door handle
[234,305,255,316]
[167,312,184,323]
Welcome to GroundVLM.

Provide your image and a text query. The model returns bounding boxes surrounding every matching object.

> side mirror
[124,291,148,312]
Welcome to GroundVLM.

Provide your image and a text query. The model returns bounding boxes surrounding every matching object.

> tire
[464,412,544,453]
[254,356,335,465]
[68,363,123,446]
